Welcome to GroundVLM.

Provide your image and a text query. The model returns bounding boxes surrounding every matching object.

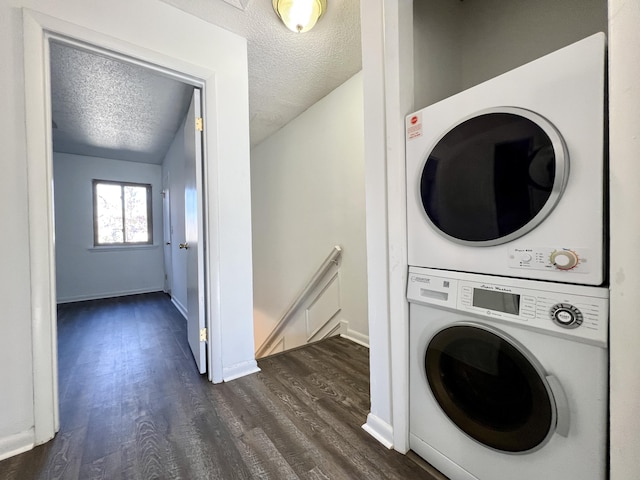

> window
[93,180,152,246]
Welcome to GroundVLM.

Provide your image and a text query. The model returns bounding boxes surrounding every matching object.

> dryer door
[424,323,557,453]
[419,107,568,246]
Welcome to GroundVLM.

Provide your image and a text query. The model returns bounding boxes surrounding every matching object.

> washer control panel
[550,303,584,329]
[508,247,591,273]
[407,267,608,347]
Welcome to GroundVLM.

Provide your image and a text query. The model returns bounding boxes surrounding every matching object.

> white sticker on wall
[407,112,422,140]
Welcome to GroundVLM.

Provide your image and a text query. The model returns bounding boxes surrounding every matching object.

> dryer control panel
[508,247,592,274]
[407,266,609,347]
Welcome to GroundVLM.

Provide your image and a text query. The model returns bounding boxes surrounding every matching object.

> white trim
[87,245,161,253]
[256,246,342,358]
[360,0,414,454]
[23,9,59,447]
[360,0,393,452]
[341,329,370,348]
[609,0,640,476]
[267,337,286,356]
[171,296,188,320]
[57,288,164,304]
[223,360,261,382]
[0,429,35,461]
[306,314,343,343]
[383,0,414,455]
[362,413,394,449]
[221,0,251,11]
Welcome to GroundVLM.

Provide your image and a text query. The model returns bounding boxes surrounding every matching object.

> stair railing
[255,245,342,358]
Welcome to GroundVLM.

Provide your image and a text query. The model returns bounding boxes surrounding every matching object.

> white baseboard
[223,360,261,382]
[0,429,35,461]
[342,329,370,348]
[362,412,394,449]
[171,296,188,320]
[57,287,164,304]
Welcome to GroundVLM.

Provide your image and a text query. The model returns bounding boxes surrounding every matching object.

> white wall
[53,153,164,303]
[413,0,608,110]
[0,3,33,455]
[608,0,640,477]
[1,0,255,458]
[251,72,368,350]
[163,115,188,315]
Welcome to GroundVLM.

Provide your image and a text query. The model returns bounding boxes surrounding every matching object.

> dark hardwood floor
[0,293,445,480]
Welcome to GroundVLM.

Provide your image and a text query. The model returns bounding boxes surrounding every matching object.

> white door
[162,171,173,295]
[184,88,206,373]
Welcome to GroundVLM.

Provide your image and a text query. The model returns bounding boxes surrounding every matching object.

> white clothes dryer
[405,33,606,285]
[408,267,608,480]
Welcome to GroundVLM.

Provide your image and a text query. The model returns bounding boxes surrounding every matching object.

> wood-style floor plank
[0,293,446,480]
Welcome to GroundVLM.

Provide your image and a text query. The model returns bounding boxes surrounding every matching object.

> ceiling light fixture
[272,0,326,33]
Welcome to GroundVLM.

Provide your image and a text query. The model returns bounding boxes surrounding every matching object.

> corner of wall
[362,413,394,450]
[222,360,261,383]
[0,428,34,462]
[341,329,369,348]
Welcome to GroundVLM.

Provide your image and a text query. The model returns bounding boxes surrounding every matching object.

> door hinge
[195,117,203,132]
[199,327,207,342]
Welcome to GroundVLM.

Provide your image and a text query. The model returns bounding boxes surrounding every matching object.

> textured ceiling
[159,0,362,146]
[50,42,194,164]
[50,0,362,163]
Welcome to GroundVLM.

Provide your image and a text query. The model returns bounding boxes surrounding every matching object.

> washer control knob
[550,250,579,270]
[550,303,583,329]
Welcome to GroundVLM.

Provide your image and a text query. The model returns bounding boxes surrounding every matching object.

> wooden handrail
[255,245,342,358]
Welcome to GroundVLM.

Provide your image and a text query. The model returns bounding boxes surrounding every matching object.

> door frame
[162,170,173,296]
[23,8,225,446]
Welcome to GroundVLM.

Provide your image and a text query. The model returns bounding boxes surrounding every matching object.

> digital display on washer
[472,288,520,315]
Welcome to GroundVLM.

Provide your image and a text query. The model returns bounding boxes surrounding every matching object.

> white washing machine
[405,33,606,285]
[408,267,608,480]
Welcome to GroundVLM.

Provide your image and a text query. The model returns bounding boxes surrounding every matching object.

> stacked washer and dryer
[405,34,608,480]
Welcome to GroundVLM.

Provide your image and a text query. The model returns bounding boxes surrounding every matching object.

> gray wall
[162,113,188,315]
[414,0,608,109]
[54,153,165,303]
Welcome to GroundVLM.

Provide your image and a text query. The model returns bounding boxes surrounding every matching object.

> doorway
[49,38,209,372]
[23,6,257,450]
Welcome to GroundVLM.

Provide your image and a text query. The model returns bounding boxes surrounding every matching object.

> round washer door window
[425,324,555,453]
[420,107,568,245]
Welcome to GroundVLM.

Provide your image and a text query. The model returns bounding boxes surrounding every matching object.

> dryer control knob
[550,303,583,329]
[550,250,579,270]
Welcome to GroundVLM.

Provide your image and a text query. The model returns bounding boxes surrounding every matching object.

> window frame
[92,179,153,246]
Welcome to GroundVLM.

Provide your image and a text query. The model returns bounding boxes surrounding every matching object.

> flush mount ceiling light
[272,0,326,33]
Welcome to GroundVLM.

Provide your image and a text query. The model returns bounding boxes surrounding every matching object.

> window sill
[88,244,160,253]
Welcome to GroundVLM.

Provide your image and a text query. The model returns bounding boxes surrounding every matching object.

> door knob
[179,243,189,250]
[165,242,171,245]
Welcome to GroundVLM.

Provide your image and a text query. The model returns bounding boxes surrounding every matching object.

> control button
[519,253,532,263]
[550,250,579,270]
[550,303,583,329]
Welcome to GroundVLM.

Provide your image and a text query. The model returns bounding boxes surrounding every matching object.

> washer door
[425,324,556,453]
[420,107,568,246]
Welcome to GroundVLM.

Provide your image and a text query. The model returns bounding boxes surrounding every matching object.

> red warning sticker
[407,113,422,140]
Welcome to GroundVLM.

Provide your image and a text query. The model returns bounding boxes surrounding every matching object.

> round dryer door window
[420,107,568,245]
[425,324,556,453]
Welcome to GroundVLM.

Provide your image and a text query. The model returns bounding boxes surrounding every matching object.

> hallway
[0,294,441,479]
